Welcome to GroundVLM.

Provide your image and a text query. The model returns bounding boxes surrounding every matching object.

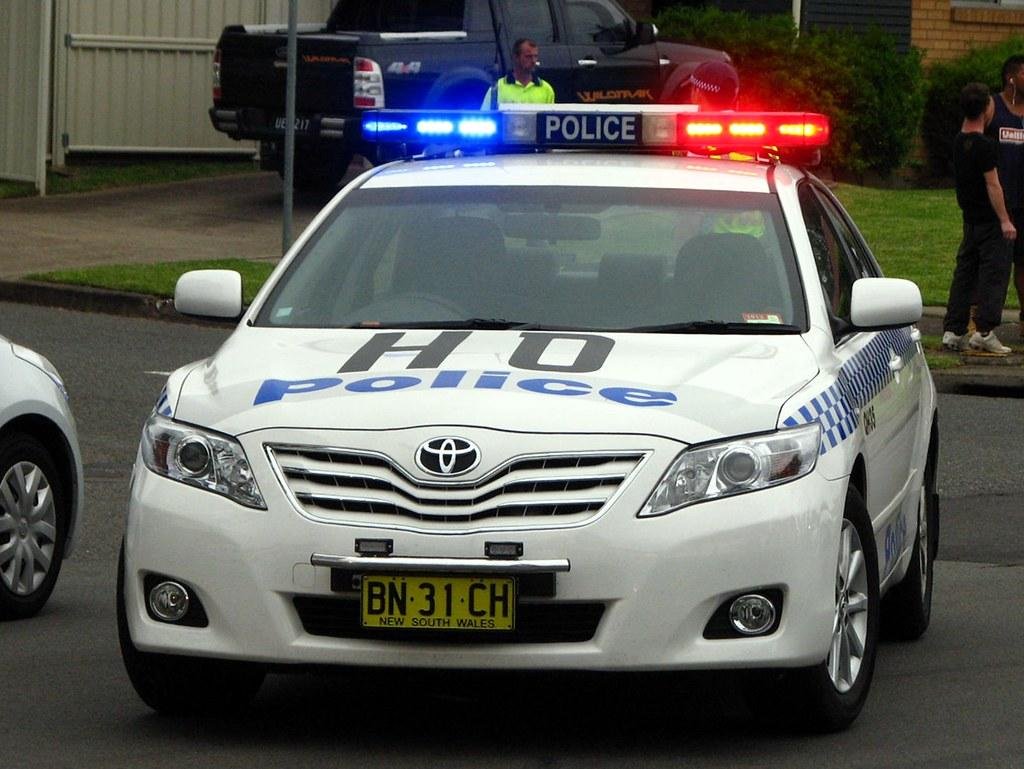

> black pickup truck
[209,0,730,188]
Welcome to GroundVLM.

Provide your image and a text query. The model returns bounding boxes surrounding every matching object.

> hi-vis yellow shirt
[481,74,556,109]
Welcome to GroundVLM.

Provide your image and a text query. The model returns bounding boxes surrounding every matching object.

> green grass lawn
[26,259,275,306]
[831,183,1013,309]
[0,158,259,199]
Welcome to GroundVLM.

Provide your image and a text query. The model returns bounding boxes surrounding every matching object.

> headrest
[675,233,768,280]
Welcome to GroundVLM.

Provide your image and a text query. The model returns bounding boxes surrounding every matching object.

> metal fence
[51,0,334,165]
[1,0,52,192]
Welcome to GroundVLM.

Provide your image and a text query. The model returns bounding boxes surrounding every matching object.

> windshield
[329,0,466,32]
[256,186,807,332]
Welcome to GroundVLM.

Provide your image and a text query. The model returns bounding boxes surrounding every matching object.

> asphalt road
[2,302,1023,769]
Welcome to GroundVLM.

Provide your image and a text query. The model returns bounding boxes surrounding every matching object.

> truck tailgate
[217,25,358,114]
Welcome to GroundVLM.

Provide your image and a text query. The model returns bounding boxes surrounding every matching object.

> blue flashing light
[417,119,455,136]
[364,120,408,135]
[457,118,498,138]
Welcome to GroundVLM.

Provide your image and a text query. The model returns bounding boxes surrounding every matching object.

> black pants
[944,220,1012,335]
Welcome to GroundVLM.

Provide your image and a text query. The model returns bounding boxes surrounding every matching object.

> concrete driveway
[0,172,337,279]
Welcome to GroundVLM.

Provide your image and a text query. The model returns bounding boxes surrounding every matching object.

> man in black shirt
[988,55,1024,337]
[943,82,1017,355]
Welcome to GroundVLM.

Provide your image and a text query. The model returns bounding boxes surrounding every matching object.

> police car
[118,105,938,731]
[0,333,83,619]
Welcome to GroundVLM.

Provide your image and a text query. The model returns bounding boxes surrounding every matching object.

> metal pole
[282,0,298,254]
[792,0,803,35]
[37,0,54,196]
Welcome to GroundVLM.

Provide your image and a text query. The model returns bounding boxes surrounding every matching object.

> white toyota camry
[0,332,83,619]
[119,106,938,730]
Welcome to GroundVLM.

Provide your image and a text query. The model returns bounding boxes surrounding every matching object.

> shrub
[654,6,924,177]
[921,37,1024,177]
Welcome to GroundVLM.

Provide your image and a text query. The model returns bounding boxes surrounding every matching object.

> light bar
[361,108,830,157]
[363,111,501,142]
[677,112,830,149]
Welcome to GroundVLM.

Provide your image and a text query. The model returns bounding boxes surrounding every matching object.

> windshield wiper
[345,319,545,330]
[458,318,545,330]
[625,320,803,334]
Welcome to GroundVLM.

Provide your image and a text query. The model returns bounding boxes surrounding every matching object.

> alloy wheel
[917,488,930,600]
[0,461,57,596]
[828,519,870,693]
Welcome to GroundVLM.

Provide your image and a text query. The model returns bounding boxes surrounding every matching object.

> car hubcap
[918,487,929,600]
[0,462,57,596]
[828,519,869,694]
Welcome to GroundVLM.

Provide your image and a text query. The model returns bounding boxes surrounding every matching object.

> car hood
[170,329,819,444]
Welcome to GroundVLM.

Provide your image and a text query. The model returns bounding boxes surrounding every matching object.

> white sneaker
[942,331,967,351]
[968,331,1011,355]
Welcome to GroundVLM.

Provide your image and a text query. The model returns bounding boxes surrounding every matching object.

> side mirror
[174,269,243,319]
[850,277,922,329]
[633,21,657,47]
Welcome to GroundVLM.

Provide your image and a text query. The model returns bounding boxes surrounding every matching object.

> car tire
[0,433,67,620]
[116,544,265,715]
[744,485,880,732]
[881,442,938,641]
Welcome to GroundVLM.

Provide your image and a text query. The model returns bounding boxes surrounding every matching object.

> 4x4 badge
[416,437,480,476]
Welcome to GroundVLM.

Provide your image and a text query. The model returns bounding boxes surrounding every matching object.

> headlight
[639,423,821,517]
[140,413,266,509]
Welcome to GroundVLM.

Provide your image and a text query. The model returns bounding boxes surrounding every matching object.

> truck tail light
[212,47,222,103]
[354,57,384,109]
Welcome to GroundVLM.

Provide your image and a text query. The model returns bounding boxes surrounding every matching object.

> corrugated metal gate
[51,0,333,165]
[1,0,53,193]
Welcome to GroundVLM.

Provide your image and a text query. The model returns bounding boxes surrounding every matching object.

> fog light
[148,581,190,622]
[729,594,776,635]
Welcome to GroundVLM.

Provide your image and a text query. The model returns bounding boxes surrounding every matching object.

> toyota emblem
[415,437,480,477]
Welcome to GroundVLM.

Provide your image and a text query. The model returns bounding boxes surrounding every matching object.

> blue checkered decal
[155,386,172,417]
[783,328,917,455]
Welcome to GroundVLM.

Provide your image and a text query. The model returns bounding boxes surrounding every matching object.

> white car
[119,106,938,730]
[0,333,83,619]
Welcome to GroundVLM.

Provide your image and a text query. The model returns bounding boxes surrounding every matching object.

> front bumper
[124,439,846,672]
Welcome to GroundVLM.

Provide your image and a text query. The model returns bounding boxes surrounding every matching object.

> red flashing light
[686,122,724,137]
[728,122,767,138]
[677,112,829,152]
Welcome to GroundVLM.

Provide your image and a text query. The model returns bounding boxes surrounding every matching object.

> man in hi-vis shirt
[482,38,555,109]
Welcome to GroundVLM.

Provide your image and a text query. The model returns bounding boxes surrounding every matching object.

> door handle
[577,58,598,67]
[889,352,905,372]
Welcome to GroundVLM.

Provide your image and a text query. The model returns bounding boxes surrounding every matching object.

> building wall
[913,0,1024,62]
[803,0,911,51]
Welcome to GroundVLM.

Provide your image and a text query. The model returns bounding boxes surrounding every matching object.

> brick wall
[913,0,1024,62]
[621,0,653,20]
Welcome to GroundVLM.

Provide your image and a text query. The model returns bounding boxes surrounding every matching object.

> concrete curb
[0,279,233,327]
[2,277,1023,391]
[930,364,1024,392]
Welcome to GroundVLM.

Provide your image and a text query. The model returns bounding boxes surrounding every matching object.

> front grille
[293,596,604,644]
[267,446,645,526]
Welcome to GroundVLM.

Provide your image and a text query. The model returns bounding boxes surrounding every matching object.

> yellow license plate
[361,575,516,631]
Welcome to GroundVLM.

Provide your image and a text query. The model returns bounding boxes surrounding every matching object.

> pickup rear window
[329,0,466,32]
